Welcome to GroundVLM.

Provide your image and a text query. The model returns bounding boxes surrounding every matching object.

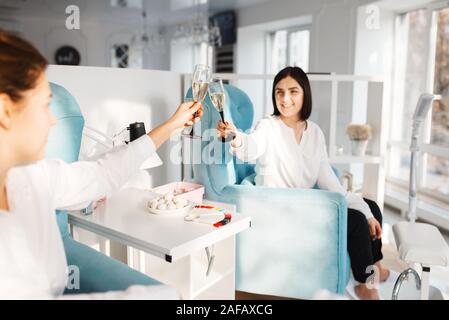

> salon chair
[187,85,350,299]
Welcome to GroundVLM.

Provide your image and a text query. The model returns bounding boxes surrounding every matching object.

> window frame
[389,1,449,204]
[267,25,311,73]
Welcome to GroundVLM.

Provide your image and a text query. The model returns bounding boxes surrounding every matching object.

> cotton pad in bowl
[147,193,193,216]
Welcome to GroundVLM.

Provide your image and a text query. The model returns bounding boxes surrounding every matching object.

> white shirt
[0,135,178,299]
[230,115,373,219]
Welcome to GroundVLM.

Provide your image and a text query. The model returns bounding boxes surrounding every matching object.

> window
[388,145,411,183]
[111,44,129,68]
[431,7,449,148]
[110,42,143,69]
[391,10,430,144]
[269,28,310,73]
[390,4,449,200]
[423,153,449,195]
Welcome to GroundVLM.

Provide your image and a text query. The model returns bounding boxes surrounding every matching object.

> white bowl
[146,200,193,216]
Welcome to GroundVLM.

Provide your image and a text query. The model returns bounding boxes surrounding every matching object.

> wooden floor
[235,291,298,300]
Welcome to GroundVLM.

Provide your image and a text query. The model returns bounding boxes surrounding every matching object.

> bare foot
[354,284,380,300]
[375,262,390,282]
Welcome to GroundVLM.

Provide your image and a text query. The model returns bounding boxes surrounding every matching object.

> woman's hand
[216,120,236,138]
[217,120,241,145]
[148,101,203,149]
[367,217,382,240]
[168,101,203,133]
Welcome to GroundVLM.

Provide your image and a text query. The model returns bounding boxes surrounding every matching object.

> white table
[68,188,251,299]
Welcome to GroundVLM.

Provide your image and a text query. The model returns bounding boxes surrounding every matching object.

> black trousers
[347,198,384,283]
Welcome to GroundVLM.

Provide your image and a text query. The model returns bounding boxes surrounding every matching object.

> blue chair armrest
[63,238,160,295]
[220,185,349,298]
[240,169,342,189]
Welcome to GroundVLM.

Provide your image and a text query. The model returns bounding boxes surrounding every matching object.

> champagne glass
[182,64,211,139]
[209,78,234,142]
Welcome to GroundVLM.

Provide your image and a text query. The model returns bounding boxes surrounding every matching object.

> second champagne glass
[209,78,234,143]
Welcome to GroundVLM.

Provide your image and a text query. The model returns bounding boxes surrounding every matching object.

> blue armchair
[46,83,160,294]
[188,85,350,299]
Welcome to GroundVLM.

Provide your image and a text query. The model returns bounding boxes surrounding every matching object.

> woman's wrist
[147,121,175,149]
[164,119,178,133]
[230,133,243,148]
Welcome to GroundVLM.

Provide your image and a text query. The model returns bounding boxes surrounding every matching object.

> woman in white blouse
[0,31,202,299]
[217,66,390,300]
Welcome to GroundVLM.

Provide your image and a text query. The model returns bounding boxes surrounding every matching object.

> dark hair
[0,30,48,102]
[272,66,312,121]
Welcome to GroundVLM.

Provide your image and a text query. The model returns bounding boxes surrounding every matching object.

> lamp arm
[83,131,113,150]
[83,125,115,143]
[407,94,440,222]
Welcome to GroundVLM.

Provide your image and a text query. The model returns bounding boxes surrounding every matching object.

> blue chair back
[45,83,85,238]
[188,84,255,199]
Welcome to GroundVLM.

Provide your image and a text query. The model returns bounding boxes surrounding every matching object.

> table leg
[141,236,236,300]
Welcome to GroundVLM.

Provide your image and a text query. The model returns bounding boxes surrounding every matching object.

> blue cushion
[46,83,84,162]
[46,83,85,238]
[63,237,160,294]
[222,186,349,297]
[56,210,70,239]
[222,85,255,185]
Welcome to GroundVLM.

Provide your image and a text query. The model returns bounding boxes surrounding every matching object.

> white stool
[392,221,449,299]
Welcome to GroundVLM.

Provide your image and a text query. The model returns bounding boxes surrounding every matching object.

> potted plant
[346,124,372,156]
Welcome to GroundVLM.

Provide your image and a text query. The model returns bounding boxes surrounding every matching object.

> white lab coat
[0,135,178,299]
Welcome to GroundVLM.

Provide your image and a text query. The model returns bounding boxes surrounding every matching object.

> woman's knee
[348,209,370,235]
[363,198,383,225]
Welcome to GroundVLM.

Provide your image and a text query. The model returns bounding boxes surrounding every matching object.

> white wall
[350,4,394,188]
[12,0,171,70]
[170,40,196,73]
[46,65,183,189]
[237,0,378,74]
[235,27,268,122]
[353,4,394,121]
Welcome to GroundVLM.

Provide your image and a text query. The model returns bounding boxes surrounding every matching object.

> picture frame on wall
[54,45,81,65]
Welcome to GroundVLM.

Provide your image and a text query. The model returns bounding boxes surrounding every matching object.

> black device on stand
[128,122,146,143]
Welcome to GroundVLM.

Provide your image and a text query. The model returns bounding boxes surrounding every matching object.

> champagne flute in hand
[183,64,211,139]
[209,78,234,142]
